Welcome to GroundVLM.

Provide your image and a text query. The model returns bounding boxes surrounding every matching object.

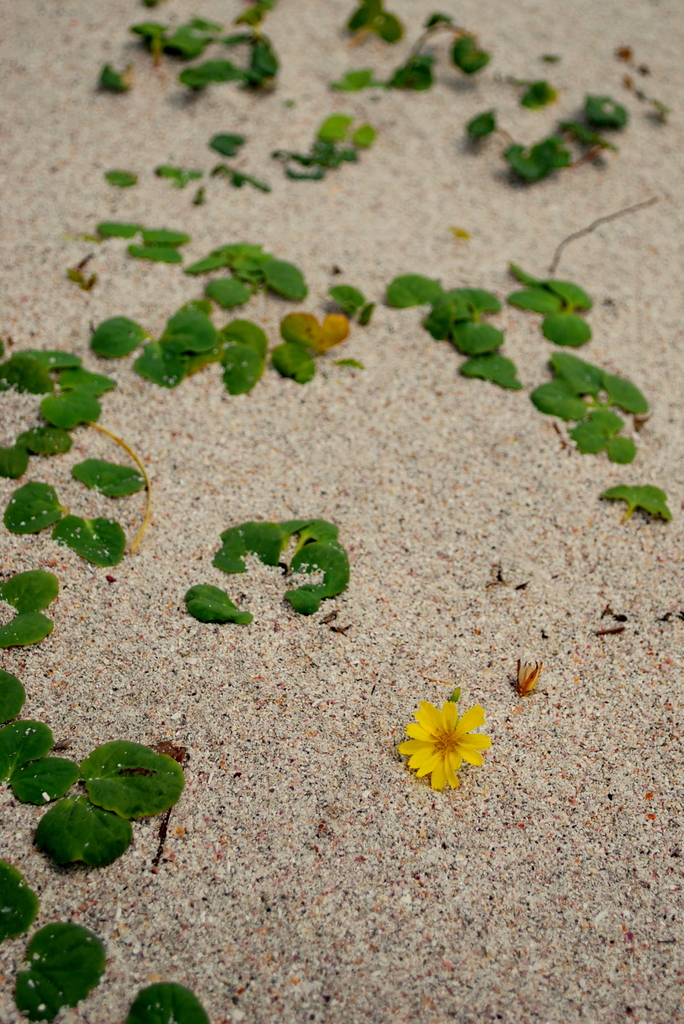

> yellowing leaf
[279,313,349,353]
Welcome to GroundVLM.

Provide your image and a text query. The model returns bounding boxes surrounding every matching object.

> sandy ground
[1,1,684,1021]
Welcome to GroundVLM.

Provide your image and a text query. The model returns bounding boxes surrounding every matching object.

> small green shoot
[105,170,138,188]
[601,485,671,521]
[273,115,374,180]
[155,166,203,188]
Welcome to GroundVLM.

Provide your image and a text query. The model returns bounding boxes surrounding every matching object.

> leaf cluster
[507,263,593,346]
[184,242,307,299]
[347,0,403,43]
[272,312,350,383]
[273,115,376,180]
[210,518,350,615]
[132,16,222,61]
[328,284,375,325]
[179,31,278,91]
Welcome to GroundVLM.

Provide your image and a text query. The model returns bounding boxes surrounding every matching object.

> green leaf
[375,12,403,42]
[460,352,522,390]
[163,310,217,353]
[11,757,79,804]
[329,285,365,316]
[96,221,142,239]
[59,368,116,396]
[585,95,628,128]
[16,427,72,456]
[80,740,185,818]
[285,541,350,615]
[0,670,26,723]
[0,444,30,479]
[52,516,126,567]
[262,259,308,300]
[530,381,587,420]
[105,170,138,187]
[545,280,593,310]
[505,136,570,182]
[452,288,502,315]
[141,229,191,247]
[542,312,592,347]
[601,372,648,414]
[569,419,609,454]
[205,277,252,309]
[185,584,253,624]
[0,613,54,649]
[0,721,53,779]
[20,350,81,370]
[0,861,38,941]
[221,343,265,394]
[220,319,268,359]
[352,124,376,148]
[15,921,106,1021]
[550,352,602,396]
[588,407,624,436]
[452,34,490,74]
[35,794,132,867]
[467,110,496,138]
[126,983,210,1024]
[0,355,54,394]
[156,166,203,189]
[318,115,354,142]
[422,291,471,340]
[4,482,64,534]
[213,521,287,573]
[388,54,434,91]
[601,485,670,521]
[559,120,617,151]
[520,80,557,109]
[271,342,316,383]
[91,316,148,358]
[292,519,339,552]
[386,274,443,308]
[335,358,365,368]
[331,69,383,91]
[507,288,563,314]
[0,570,58,614]
[209,133,246,157]
[606,436,636,464]
[40,390,101,429]
[452,322,503,355]
[128,245,183,263]
[179,60,248,90]
[509,263,540,287]
[134,342,186,387]
[358,302,375,326]
[72,459,145,497]
[100,64,130,92]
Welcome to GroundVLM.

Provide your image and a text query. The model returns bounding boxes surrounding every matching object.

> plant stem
[86,422,152,555]
[548,196,659,274]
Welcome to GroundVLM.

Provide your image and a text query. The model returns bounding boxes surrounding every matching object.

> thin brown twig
[86,422,152,554]
[548,196,659,274]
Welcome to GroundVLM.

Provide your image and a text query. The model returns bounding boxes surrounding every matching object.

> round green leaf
[352,124,376,148]
[0,355,54,395]
[530,381,587,421]
[0,670,26,723]
[185,584,253,624]
[16,427,72,456]
[221,343,264,395]
[0,860,39,942]
[452,321,503,355]
[601,485,671,521]
[205,277,252,309]
[0,444,30,479]
[520,80,557,110]
[585,95,628,128]
[4,482,64,534]
[52,515,126,567]
[40,390,101,429]
[569,420,608,454]
[271,343,316,384]
[35,794,132,866]
[588,407,624,436]
[507,288,563,314]
[375,12,403,42]
[386,274,443,308]
[317,114,353,142]
[550,352,602,396]
[452,288,502,315]
[80,740,185,818]
[163,310,217,353]
[0,720,53,779]
[262,259,308,300]
[542,313,592,347]
[285,541,350,615]
[126,982,210,1024]
[106,170,137,187]
[59,368,116,396]
[329,285,365,316]
[0,613,54,649]
[467,110,496,138]
[20,350,81,370]
[15,921,106,1021]
[606,436,636,464]
[460,353,522,390]
[72,459,144,497]
[452,35,490,74]
[134,342,186,388]
[209,133,246,157]
[601,373,648,414]
[220,319,268,358]
[0,570,58,614]
[91,317,147,358]
[11,757,79,804]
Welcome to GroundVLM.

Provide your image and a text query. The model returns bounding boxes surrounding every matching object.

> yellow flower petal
[398,739,434,755]
[444,757,459,789]
[416,751,442,777]
[415,701,442,733]
[449,750,463,772]
[441,700,457,731]
[459,746,484,766]
[406,723,433,742]
[454,705,485,738]
[458,734,491,751]
[408,751,434,770]
[430,760,447,790]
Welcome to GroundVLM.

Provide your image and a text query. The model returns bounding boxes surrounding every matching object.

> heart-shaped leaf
[221,343,265,394]
[0,670,25,723]
[0,570,58,614]
[530,381,587,421]
[0,613,54,649]
[91,317,148,358]
[0,355,54,394]
[280,313,349,353]
[601,373,648,414]
[467,110,496,138]
[11,757,79,804]
[262,259,308,300]
[4,482,65,534]
[72,459,145,497]
[460,353,522,390]
[505,136,570,182]
[163,310,217,353]
[209,133,246,157]
[550,352,602,396]
[0,444,30,479]
[185,584,253,624]
[220,319,268,358]
[52,516,126,567]
[601,485,670,521]
[135,342,186,388]
[452,34,489,74]
[35,794,133,866]
[20,350,82,370]
[271,343,316,383]
[213,521,287,573]
[388,54,434,90]
[205,277,252,309]
[508,288,563,314]
[80,740,185,818]
[15,921,106,1021]
[0,861,38,941]
[0,721,53,779]
[40,390,101,429]
[606,436,636,464]
[126,983,210,1024]
[16,427,72,456]
[386,274,443,308]
[569,420,609,454]
[541,313,592,347]
[317,114,354,142]
[520,80,557,109]
[59,368,116,396]
[285,541,350,615]
[452,322,503,355]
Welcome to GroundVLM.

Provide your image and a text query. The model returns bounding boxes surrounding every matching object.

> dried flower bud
[516,659,542,696]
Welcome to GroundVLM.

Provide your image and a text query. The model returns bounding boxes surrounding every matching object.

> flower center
[434,730,458,756]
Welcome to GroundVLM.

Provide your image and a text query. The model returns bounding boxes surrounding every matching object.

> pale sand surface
[1,1,684,1021]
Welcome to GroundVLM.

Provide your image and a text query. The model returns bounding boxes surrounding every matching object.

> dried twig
[548,197,659,274]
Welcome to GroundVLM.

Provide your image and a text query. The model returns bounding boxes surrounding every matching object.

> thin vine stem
[86,422,152,555]
[548,196,659,274]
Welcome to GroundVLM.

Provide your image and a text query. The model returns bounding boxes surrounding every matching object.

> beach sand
[1,1,683,1021]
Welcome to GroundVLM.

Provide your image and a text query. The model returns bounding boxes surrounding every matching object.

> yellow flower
[398,700,491,790]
